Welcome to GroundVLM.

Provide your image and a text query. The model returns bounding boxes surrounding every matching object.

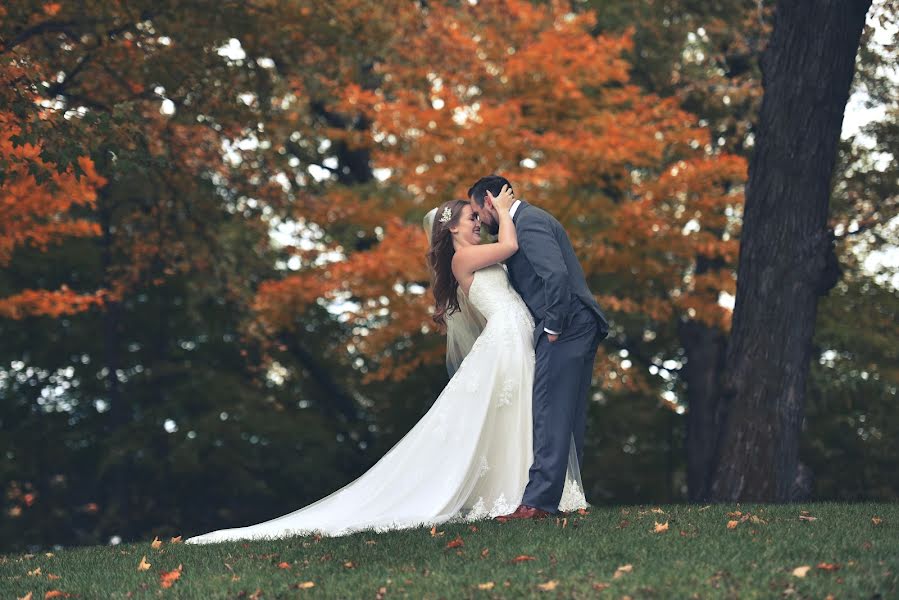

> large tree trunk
[707,0,866,502]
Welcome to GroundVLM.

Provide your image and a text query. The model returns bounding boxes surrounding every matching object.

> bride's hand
[488,184,515,213]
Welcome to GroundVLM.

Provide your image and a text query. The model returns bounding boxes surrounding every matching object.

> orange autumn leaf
[816,562,840,571]
[536,580,559,591]
[137,556,151,571]
[445,535,464,549]
[477,582,495,590]
[613,564,633,579]
[150,536,162,549]
[44,592,72,599]
[511,555,536,563]
[653,520,669,533]
[170,536,182,543]
[159,563,183,589]
[727,520,739,529]
[277,561,292,569]
[295,581,315,589]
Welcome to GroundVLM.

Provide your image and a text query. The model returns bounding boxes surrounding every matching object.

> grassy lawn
[2,501,896,599]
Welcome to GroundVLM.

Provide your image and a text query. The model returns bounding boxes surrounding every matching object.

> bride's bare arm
[452,185,518,280]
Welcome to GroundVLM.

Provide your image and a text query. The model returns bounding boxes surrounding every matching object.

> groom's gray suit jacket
[506,200,609,344]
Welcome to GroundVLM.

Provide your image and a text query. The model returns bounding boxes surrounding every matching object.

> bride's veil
[423,206,488,377]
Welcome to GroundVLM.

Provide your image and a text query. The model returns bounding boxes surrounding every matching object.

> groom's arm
[517,213,572,335]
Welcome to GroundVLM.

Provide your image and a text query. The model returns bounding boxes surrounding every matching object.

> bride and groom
[186,175,609,544]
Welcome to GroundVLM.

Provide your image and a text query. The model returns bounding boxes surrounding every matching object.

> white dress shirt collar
[509,199,522,219]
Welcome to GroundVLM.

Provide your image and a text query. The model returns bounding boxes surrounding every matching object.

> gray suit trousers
[520,298,602,513]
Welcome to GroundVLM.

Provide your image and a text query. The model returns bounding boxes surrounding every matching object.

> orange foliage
[0,111,108,319]
[252,0,747,390]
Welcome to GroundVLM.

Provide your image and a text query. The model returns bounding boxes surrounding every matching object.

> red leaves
[445,535,464,549]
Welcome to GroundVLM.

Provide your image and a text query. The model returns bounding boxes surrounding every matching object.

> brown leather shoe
[494,504,552,522]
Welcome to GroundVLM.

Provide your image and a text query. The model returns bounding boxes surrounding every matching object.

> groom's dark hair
[468,175,513,207]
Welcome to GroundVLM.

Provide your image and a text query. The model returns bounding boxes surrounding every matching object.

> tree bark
[680,317,728,501]
[707,0,866,502]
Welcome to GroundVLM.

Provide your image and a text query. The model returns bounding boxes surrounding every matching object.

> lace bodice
[468,263,534,328]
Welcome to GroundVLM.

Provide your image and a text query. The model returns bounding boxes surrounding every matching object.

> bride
[185,185,587,544]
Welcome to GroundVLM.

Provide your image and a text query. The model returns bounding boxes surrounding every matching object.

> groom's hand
[547,333,559,343]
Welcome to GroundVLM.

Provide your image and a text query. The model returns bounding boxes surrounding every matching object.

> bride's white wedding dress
[185,263,587,544]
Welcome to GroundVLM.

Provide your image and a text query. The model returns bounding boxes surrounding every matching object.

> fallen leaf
[47,574,60,580]
[726,511,742,518]
[249,589,263,600]
[159,563,183,589]
[698,505,711,511]
[170,536,182,543]
[511,555,536,563]
[577,508,588,515]
[278,561,291,569]
[480,548,489,558]
[792,565,811,578]
[231,575,241,582]
[798,515,817,522]
[651,507,665,513]
[816,562,840,571]
[593,582,610,591]
[477,582,495,590]
[344,561,355,569]
[653,520,669,533]
[365,540,377,545]
[375,586,387,599]
[137,556,151,571]
[469,525,478,532]
[18,593,32,600]
[871,516,882,526]
[727,520,739,529]
[749,515,767,525]
[44,553,54,558]
[44,592,72,599]
[27,567,41,576]
[613,564,633,579]
[536,580,558,591]
[295,581,315,589]
[150,536,162,549]
[446,535,464,549]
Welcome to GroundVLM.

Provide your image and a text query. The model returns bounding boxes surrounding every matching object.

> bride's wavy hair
[426,199,469,327]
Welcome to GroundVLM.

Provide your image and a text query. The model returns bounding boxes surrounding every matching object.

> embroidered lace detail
[558,478,588,512]
[489,493,516,517]
[466,497,488,520]
[496,378,514,407]
[476,456,489,478]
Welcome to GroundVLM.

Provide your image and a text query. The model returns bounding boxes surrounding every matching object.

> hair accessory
[439,206,453,224]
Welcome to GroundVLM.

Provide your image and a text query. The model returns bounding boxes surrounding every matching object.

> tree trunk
[680,318,728,501]
[708,0,866,502]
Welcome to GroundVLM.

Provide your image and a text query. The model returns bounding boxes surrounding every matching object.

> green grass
[2,502,896,599]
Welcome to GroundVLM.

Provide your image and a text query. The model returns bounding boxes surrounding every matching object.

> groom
[468,175,609,519]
